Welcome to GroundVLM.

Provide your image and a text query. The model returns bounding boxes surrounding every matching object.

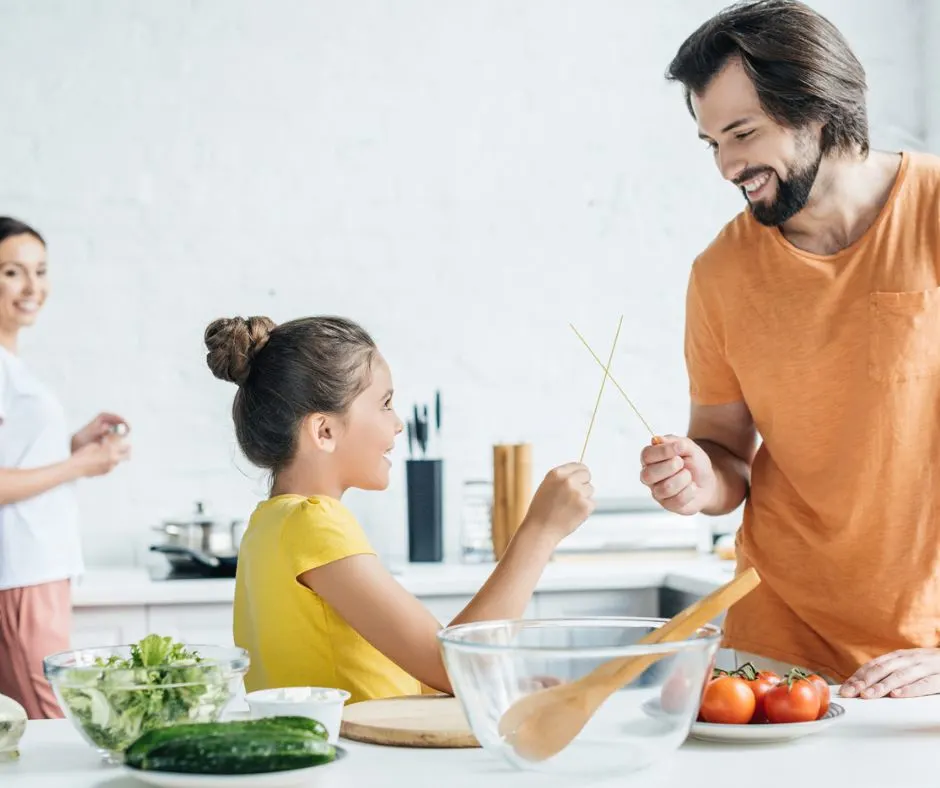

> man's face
[691,56,823,226]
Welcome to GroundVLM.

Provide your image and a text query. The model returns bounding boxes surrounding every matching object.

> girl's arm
[299,463,594,694]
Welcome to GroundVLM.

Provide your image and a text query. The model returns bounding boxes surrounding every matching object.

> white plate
[122,746,346,787]
[642,699,845,743]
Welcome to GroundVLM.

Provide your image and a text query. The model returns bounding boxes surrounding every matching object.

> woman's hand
[71,412,129,453]
[69,433,131,478]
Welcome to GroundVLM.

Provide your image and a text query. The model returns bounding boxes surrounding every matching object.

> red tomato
[746,672,780,723]
[764,677,820,723]
[806,673,830,718]
[731,663,779,723]
[699,676,756,724]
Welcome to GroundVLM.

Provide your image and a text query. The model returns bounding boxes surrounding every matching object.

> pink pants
[0,579,71,719]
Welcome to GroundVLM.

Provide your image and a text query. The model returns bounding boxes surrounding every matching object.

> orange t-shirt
[686,151,940,681]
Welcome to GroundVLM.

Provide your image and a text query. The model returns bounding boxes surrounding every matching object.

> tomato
[806,673,830,719]
[746,673,780,723]
[731,662,779,723]
[764,677,820,723]
[699,676,755,724]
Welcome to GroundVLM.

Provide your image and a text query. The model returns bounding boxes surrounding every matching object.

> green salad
[58,635,233,754]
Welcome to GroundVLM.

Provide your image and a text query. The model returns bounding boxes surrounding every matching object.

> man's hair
[666,0,869,155]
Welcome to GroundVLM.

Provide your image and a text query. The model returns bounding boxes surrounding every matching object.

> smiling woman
[0,217,131,720]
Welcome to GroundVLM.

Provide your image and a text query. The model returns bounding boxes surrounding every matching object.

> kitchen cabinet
[71,604,232,649]
[534,588,658,619]
[658,587,735,671]
[147,604,235,647]
[69,591,589,650]
[71,607,148,650]
[421,595,537,624]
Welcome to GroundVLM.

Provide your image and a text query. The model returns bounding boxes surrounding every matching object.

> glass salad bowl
[44,635,248,763]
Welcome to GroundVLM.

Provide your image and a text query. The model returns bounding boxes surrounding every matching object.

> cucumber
[125,717,328,767]
[135,732,336,774]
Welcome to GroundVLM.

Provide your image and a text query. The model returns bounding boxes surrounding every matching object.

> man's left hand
[840,648,940,699]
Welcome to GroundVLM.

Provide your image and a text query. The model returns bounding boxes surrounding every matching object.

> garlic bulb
[0,693,27,762]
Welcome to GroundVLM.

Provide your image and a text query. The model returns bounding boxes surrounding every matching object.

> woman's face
[0,233,47,332]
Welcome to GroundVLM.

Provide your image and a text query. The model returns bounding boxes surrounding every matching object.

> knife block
[491,443,532,560]
[406,459,444,562]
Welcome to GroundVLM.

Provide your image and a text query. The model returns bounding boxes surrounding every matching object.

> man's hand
[639,435,718,515]
[840,649,940,699]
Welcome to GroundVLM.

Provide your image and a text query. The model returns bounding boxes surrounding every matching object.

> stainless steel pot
[151,501,246,558]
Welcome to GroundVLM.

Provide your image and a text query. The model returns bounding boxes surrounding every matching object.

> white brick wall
[927,0,940,153]
[0,0,929,566]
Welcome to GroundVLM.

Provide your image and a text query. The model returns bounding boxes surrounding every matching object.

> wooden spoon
[497,567,760,762]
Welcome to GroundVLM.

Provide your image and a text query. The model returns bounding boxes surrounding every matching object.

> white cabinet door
[146,604,235,647]
[71,607,149,649]
[419,595,537,625]
[533,588,658,619]
[419,595,473,625]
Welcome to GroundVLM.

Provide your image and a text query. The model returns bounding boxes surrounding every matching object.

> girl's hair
[205,315,377,475]
[0,217,45,247]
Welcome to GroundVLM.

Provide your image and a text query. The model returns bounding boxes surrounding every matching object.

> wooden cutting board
[339,695,479,748]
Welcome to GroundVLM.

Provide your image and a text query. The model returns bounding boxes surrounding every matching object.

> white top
[0,345,82,591]
[7,692,940,787]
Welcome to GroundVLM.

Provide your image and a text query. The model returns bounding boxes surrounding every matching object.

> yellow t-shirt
[685,150,940,681]
[233,494,422,703]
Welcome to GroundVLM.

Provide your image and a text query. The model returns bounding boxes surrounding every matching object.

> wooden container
[492,444,514,560]
[509,442,532,542]
[491,443,533,560]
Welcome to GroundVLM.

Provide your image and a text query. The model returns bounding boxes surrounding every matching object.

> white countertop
[71,555,735,607]
[7,694,938,787]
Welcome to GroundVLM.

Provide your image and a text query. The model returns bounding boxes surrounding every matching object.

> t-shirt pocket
[869,287,940,382]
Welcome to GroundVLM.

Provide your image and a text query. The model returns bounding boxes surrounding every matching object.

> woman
[0,217,131,719]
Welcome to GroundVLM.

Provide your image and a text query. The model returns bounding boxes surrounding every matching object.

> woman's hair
[205,315,377,475]
[0,217,45,247]
[665,0,869,156]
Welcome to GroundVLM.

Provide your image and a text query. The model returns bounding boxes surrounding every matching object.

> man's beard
[738,139,824,227]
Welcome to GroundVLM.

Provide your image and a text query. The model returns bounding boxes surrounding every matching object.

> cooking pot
[151,501,246,557]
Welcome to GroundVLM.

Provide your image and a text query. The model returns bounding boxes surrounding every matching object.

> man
[640,0,940,700]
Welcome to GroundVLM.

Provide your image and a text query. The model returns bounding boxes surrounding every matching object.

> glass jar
[459,480,494,563]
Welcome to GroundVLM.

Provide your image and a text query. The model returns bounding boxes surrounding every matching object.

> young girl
[205,315,595,702]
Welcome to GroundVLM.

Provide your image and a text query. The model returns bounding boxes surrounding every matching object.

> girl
[0,217,131,719]
[206,315,595,702]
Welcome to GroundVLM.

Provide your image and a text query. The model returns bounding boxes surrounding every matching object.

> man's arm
[688,400,758,515]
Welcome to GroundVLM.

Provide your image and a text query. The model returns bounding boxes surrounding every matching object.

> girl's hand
[521,462,595,544]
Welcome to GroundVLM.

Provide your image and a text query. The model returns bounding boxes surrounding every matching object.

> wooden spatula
[497,567,760,761]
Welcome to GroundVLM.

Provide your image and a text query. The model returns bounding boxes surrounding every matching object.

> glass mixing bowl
[438,617,720,777]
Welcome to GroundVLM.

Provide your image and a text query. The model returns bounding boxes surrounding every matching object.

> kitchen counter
[7,693,939,787]
[72,555,736,607]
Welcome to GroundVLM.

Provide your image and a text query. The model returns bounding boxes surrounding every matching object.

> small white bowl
[245,686,350,744]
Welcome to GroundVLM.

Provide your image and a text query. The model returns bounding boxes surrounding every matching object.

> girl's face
[0,234,47,333]
[336,353,404,491]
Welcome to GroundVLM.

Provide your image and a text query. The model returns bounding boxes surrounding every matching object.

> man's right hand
[70,434,131,478]
[640,435,717,515]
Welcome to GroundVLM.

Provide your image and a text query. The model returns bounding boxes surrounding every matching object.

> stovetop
[147,564,237,582]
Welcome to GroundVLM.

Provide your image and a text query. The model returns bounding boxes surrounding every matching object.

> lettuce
[58,635,232,755]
